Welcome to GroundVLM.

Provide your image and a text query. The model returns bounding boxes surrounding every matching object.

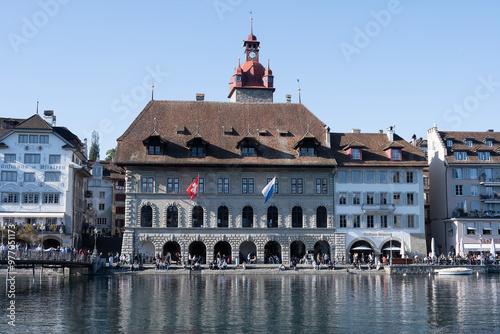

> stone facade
[229,88,273,103]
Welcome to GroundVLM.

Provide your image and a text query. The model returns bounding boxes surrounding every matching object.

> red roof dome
[241,60,265,86]
[247,33,257,41]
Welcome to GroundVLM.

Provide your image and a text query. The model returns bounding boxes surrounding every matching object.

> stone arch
[238,202,257,228]
[264,240,282,263]
[239,241,257,263]
[163,202,183,227]
[264,202,283,228]
[137,240,155,262]
[43,237,61,249]
[215,201,232,227]
[163,241,181,262]
[380,238,402,258]
[138,201,158,227]
[187,204,207,228]
[188,241,207,263]
[290,240,307,260]
[314,240,331,261]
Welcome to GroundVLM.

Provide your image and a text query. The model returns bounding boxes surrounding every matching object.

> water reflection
[1,273,500,333]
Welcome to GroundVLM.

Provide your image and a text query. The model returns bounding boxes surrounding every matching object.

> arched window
[292,206,303,228]
[167,206,178,227]
[242,206,253,228]
[141,205,153,227]
[267,206,278,228]
[218,206,229,228]
[192,206,203,227]
[316,206,327,228]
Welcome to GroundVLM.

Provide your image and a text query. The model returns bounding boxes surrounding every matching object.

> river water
[1,272,499,333]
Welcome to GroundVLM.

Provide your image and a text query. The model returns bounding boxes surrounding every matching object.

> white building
[333,127,428,262]
[0,112,90,248]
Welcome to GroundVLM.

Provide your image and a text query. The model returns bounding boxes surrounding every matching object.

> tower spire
[297,78,302,104]
[151,74,155,101]
[36,98,39,114]
[250,12,253,35]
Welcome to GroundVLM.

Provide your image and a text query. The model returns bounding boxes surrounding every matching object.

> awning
[464,243,498,251]
[0,212,66,218]
[383,246,401,251]
[351,246,372,251]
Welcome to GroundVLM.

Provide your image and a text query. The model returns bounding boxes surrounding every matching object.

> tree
[17,224,40,247]
[89,130,100,161]
[105,147,116,161]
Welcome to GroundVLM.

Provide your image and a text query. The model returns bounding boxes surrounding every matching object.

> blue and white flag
[262,177,276,203]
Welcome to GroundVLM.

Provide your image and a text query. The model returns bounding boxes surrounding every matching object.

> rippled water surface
[1,272,499,333]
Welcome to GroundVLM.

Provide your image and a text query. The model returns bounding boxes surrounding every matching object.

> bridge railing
[0,249,93,264]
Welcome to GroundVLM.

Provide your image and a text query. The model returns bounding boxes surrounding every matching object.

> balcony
[452,209,500,218]
[480,193,500,203]
[479,177,500,186]
[361,203,395,214]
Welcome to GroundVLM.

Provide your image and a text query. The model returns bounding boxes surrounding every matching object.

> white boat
[435,267,473,275]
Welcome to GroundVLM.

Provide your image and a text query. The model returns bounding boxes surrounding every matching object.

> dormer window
[343,141,365,161]
[392,149,401,161]
[447,139,453,147]
[300,147,315,157]
[242,147,255,157]
[478,151,490,161]
[187,134,208,158]
[190,146,204,157]
[454,151,467,161]
[383,142,404,161]
[352,148,361,160]
[143,130,166,156]
[148,145,161,155]
[467,140,473,147]
[487,140,493,147]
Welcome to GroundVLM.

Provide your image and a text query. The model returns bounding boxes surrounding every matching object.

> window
[381,215,388,228]
[93,167,102,177]
[452,168,462,179]
[42,193,59,204]
[366,171,374,183]
[339,192,347,205]
[96,218,107,225]
[408,215,415,228]
[338,171,347,183]
[99,192,105,199]
[115,207,125,214]
[478,152,491,161]
[141,205,153,227]
[24,154,40,164]
[29,135,38,143]
[1,171,17,181]
[394,215,401,228]
[406,171,414,183]
[1,193,19,203]
[99,203,105,210]
[141,177,154,193]
[217,178,229,194]
[300,147,315,157]
[380,193,388,204]
[393,171,400,183]
[392,149,401,161]
[167,178,179,193]
[266,178,279,194]
[4,154,15,163]
[483,223,492,235]
[316,178,327,194]
[407,193,415,204]
[353,192,360,205]
[316,206,327,228]
[352,148,360,160]
[23,193,39,204]
[467,140,473,147]
[487,140,493,147]
[366,193,374,205]
[192,177,204,194]
[40,135,49,144]
[454,151,467,160]
[446,139,453,147]
[90,179,101,187]
[242,206,253,228]
[242,178,254,194]
[167,206,178,227]
[217,206,229,228]
[49,155,61,164]
[423,176,430,187]
[190,146,203,157]
[470,168,478,180]
[291,178,303,194]
[380,171,387,183]
[267,206,278,228]
[19,134,28,143]
[24,173,35,182]
[367,215,374,228]
[352,171,361,183]
[148,145,161,155]
[484,168,493,181]
[353,215,360,228]
[470,185,478,196]
[455,185,463,196]
[339,215,347,228]
[192,206,204,227]
[292,206,303,228]
[115,194,126,201]
[393,193,400,205]
[242,147,255,157]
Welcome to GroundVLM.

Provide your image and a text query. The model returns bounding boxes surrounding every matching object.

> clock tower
[228,20,275,102]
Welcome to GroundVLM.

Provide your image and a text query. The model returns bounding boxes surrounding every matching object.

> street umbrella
[431,237,435,258]
[400,239,405,258]
[460,237,465,257]
[491,239,496,262]
[351,246,372,251]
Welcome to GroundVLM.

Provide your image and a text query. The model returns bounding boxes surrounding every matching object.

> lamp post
[390,233,393,266]
[93,226,98,256]
[479,234,483,265]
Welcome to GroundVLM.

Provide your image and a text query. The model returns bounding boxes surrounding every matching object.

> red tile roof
[439,131,500,164]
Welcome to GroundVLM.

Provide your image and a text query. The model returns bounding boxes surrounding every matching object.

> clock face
[249,51,256,59]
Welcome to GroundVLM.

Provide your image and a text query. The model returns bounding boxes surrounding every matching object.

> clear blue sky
[2,1,500,156]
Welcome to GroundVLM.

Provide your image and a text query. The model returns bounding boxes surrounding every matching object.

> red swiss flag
[187,176,199,200]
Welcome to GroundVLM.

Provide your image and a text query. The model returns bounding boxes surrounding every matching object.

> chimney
[488,129,494,132]
[286,94,292,103]
[325,126,331,148]
[387,125,395,142]
[43,110,56,126]
[196,93,205,101]
[411,134,417,146]
[352,129,361,133]
[379,130,383,134]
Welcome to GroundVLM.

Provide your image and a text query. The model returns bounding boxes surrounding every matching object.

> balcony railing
[452,209,500,218]
[361,203,396,214]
